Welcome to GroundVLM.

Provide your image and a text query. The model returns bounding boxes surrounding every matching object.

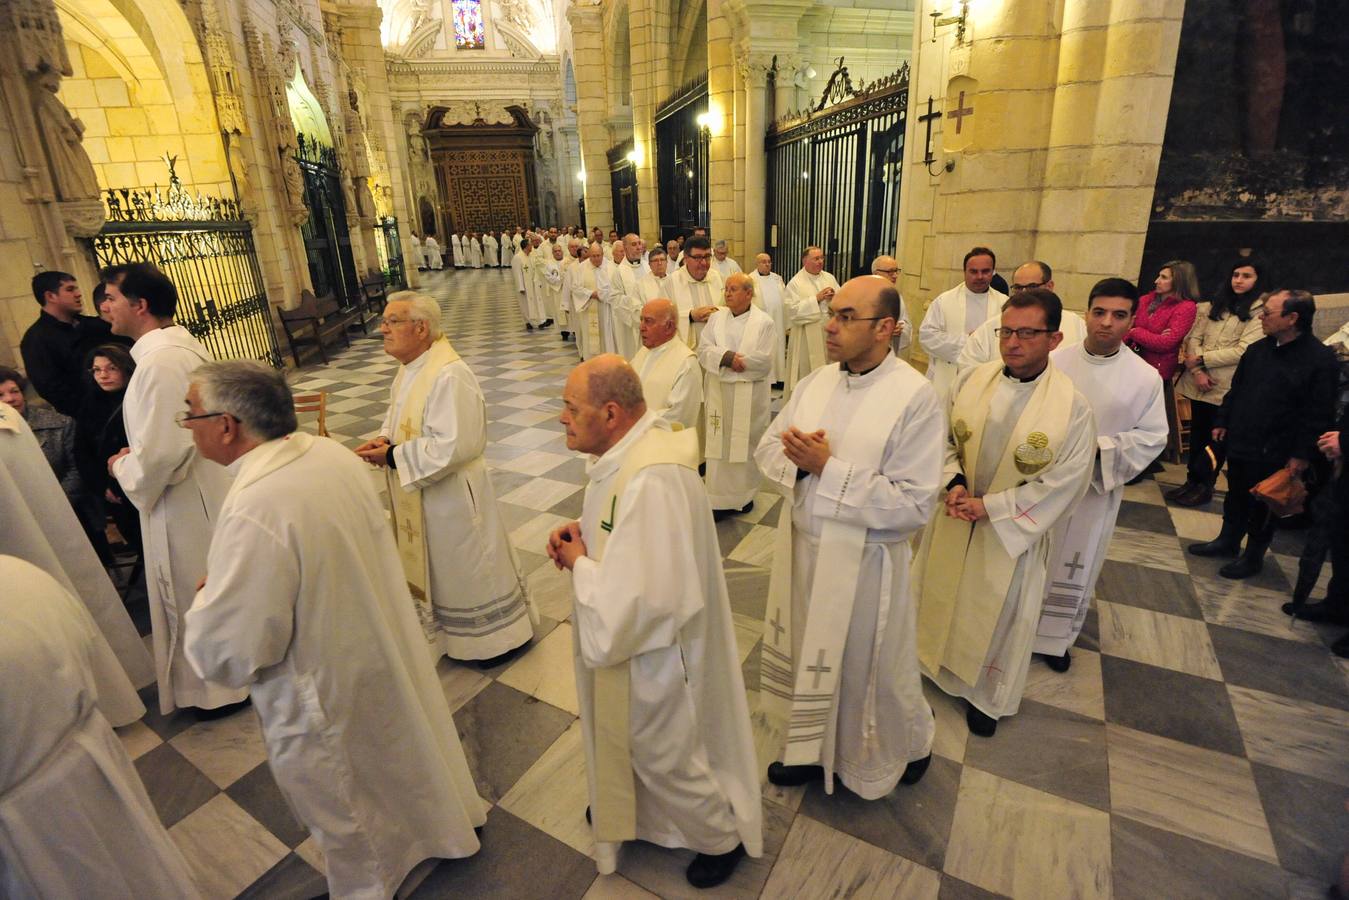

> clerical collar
[1084,344,1121,358]
[1002,365,1046,383]
[841,357,886,377]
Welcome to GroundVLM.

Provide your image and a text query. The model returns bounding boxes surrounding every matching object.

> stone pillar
[730,59,746,259]
[706,0,735,241]
[774,52,804,119]
[897,0,1184,370]
[626,0,664,238]
[567,3,613,233]
[737,52,773,262]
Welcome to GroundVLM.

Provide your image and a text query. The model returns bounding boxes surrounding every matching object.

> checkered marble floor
[117,267,1349,899]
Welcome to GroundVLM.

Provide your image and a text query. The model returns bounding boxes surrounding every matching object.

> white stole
[760,365,903,767]
[703,310,771,463]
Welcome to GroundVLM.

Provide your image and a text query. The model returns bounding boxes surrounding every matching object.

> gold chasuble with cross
[913,360,1096,716]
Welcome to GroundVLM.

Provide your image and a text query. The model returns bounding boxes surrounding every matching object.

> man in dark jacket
[19,271,126,417]
[1189,289,1339,579]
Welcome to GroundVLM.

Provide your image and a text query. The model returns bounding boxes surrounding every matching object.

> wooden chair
[293,391,329,436]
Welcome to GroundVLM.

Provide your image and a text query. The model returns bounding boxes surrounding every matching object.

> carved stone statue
[30,68,100,202]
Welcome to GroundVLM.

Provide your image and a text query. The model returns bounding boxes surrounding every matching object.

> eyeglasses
[381,316,418,327]
[1257,308,1287,319]
[828,311,891,326]
[996,327,1055,340]
[175,410,226,427]
[1009,282,1046,293]
[874,267,900,275]
[686,253,710,261]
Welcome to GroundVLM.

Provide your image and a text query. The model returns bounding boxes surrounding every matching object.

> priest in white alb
[712,240,742,281]
[1,555,200,900]
[103,263,246,716]
[665,235,724,347]
[424,234,444,271]
[609,233,650,359]
[917,247,1007,408]
[913,289,1096,737]
[957,261,1086,371]
[755,276,943,799]
[466,232,483,268]
[355,293,535,666]
[0,402,152,721]
[451,231,464,268]
[700,273,775,518]
[529,235,557,328]
[783,246,839,397]
[751,253,787,384]
[632,299,702,429]
[1033,279,1167,671]
[869,255,913,357]
[636,246,671,308]
[182,362,486,899]
[547,356,761,888]
[483,230,500,267]
[570,243,610,359]
[512,238,547,330]
[543,242,571,341]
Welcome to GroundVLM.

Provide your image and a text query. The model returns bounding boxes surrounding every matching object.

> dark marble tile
[546,489,585,519]
[1269,520,1312,558]
[493,500,541,533]
[1110,815,1287,900]
[486,469,536,499]
[1114,500,1176,535]
[133,743,220,828]
[409,806,595,900]
[741,641,761,687]
[136,686,201,741]
[1078,604,1101,652]
[715,518,755,557]
[1208,624,1349,711]
[226,761,309,848]
[452,681,575,804]
[797,753,960,870]
[963,700,1110,811]
[482,442,533,462]
[1095,560,1203,619]
[237,852,327,900]
[514,550,553,577]
[1100,655,1246,756]
[546,456,590,486]
[1251,762,1349,880]
[1184,551,1291,593]
[939,873,1008,900]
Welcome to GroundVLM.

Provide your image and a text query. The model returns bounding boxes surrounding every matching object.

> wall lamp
[930,0,969,44]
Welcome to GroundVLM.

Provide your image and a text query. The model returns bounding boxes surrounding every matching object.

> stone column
[626,0,664,238]
[737,51,773,262]
[567,2,613,232]
[731,57,746,259]
[774,52,804,120]
[706,0,735,241]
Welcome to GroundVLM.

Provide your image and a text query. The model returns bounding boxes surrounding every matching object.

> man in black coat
[1188,289,1339,579]
[19,271,128,418]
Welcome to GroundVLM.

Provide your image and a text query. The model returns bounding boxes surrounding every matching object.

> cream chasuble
[631,338,702,429]
[1034,344,1166,656]
[571,415,762,874]
[783,269,838,398]
[571,262,605,359]
[698,305,775,510]
[914,361,1095,717]
[666,267,725,347]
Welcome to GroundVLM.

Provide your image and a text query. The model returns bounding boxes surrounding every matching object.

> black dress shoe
[193,697,252,720]
[525,323,534,331]
[1283,600,1349,626]
[1172,484,1213,507]
[686,844,746,889]
[899,754,931,786]
[1218,555,1264,579]
[766,762,823,786]
[1037,650,1071,673]
[584,805,591,824]
[1332,633,1349,659]
[1162,481,1195,501]
[474,644,528,669]
[966,703,997,737]
[1188,536,1241,558]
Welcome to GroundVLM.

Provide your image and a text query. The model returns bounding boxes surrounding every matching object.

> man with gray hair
[631,298,702,429]
[870,254,914,355]
[547,355,761,886]
[354,292,535,666]
[712,240,742,281]
[610,233,650,358]
[182,360,487,899]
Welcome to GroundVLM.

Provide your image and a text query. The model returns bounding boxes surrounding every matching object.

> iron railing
[374,216,406,288]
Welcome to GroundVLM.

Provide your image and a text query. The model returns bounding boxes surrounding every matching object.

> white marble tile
[497,394,553,409]
[169,794,289,899]
[762,814,941,899]
[115,720,162,761]
[526,559,575,622]
[582,874,660,899]
[1122,479,1165,506]
[945,767,1112,899]
[498,620,580,715]
[508,511,572,554]
[1021,646,1106,721]
[293,836,325,876]
[738,491,785,525]
[1227,684,1349,787]
[1191,575,1326,645]
[922,678,971,763]
[1107,723,1278,864]
[1168,506,1224,542]
[1104,526,1188,574]
[495,449,573,475]
[1097,600,1224,680]
[436,659,492,713]
[169,708,270,788]
[1272,553,1332,597]
[500,426,563,449]
[500,477,582,511]
[731,612,763,665]
[497,720,594,856]
[499,408,561,427]
[728,524,777,567]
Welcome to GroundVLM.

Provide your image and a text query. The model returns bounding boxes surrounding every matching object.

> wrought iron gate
[296,133,360,301]
[607,138,639,236]
[89,159,282,367]
[766,60,909,280]
[654,75,709,242]
[374,216,406,288]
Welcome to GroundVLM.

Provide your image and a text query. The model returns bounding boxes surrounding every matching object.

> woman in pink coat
[1127,260,1200,380]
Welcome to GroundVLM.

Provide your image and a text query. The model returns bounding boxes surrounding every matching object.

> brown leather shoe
[1172,483,1213,507]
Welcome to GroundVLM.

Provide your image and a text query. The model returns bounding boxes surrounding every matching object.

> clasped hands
[546,521,587,571]
[944,485,987,522]
[354,436,391,467]
[781,427,830,476]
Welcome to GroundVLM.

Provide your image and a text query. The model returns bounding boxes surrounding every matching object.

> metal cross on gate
[918,95,942,166]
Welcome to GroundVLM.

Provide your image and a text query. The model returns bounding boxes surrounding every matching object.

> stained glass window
[452,0,486,50]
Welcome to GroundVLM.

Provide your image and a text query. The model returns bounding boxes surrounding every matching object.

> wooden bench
[277,290,351,366]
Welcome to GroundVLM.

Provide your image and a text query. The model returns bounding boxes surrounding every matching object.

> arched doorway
[423,104,540,235]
